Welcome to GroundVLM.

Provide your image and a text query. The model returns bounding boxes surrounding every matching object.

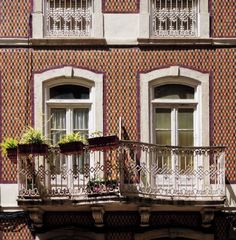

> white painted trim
[34,66,103,137]
[0,184,19,208]
[140,66,209,147]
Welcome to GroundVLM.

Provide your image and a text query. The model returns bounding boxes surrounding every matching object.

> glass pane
[73,108,89,138]
[50,85,89,99]
[155,108,171,129]
[73,109,89,129]
[51,109,66,129]
[154,84,194,99]
[178,130,193,146]
[178,108,194,129]
[156,130,171,145]
[51,109,66,145]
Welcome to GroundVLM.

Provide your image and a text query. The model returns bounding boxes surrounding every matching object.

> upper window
[45,0,92,37]
[32,0,103,38]
[152,0,198,37]
[139,0,209,38]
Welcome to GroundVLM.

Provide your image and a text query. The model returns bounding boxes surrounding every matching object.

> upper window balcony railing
[17,141,225,203]
[152,0,198,37]
[45,0,92,37]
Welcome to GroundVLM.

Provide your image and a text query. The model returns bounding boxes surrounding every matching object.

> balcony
[17,141,225,206]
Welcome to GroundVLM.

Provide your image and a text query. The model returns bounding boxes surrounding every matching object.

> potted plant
[18,127,49,155]
[0,137,18,159]
[58,132,86,155]
[88,131,119,150]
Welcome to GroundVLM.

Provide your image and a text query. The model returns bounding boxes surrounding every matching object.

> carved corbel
[139,207,151,227]
[91,206,104,227]
[29,208,44,228]
[200,208,215,228]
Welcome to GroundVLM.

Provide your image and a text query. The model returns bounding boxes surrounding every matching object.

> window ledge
[30,38,107,46]
[138,38,236,46]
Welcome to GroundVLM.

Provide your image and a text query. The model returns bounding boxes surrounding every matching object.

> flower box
[88,135,119,150]
[18,143,48,155]
[59,141,84,155]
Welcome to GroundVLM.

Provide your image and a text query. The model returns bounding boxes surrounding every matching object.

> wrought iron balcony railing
[17,141,225,203]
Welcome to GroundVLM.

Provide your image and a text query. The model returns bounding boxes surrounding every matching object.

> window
[139,0,209,38]
[140,66,210,147]
[140,67,210,172]
[152,0,198,37]
[34,66,103,140]
[32,0,103,38]
[153,85,195,169]
[34,67,103,183]
[49,85,90,143]
[45,0,92,37]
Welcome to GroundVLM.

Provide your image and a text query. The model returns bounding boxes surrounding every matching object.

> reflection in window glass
[50,85,89,99]
[154,84,194,99]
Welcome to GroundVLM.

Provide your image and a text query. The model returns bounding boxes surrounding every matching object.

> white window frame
[32,0,103,38]
[140,66,210,147]
[33,66,103,138]
[139,0,210,38]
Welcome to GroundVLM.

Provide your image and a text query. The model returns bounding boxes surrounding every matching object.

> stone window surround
[32,0,103,38]
[139,0,210,38]
[33,66,103,136]
[140,66,210,147]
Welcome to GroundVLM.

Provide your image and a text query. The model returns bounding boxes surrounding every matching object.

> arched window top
[154,84,194,99]
[50,84,90,99]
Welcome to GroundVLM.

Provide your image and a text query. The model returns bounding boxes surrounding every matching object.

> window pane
[154,84,194,99]
[155,108,171,145]
[178,130,193,146]
[73,108,89,137]
[51,109,66,144]
[156,130,171,145]
[50,85,89,99]
[178,109,193,146]
[178,108,194,129]
[155,108,171,129]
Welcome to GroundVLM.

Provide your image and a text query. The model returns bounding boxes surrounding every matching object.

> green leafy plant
[0,138,18,156]
[58,132,87,145]
[90,130,103,138]
[20,126,47,145]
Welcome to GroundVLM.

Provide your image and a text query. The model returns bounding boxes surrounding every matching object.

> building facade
[0,0,235,239]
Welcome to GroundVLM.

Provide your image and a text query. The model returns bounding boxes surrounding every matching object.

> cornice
[0,37,235,47]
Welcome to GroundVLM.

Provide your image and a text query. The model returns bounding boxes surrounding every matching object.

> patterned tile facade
[0,47,235,183]
[0,49,32,183]
[102,0,139,13]
[211,0,236,37]
[0,0,31,38]
[0,214,33,240]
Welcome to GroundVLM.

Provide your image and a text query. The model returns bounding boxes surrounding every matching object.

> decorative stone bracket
[139,207,151,227]
[91,206,105,227]
[28,208,44,228]
[200,208,215,228]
